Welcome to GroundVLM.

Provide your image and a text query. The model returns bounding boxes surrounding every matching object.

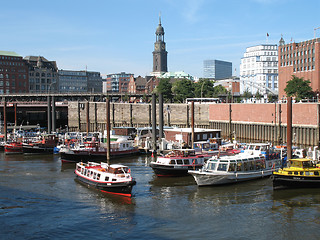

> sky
[1,0,320,78]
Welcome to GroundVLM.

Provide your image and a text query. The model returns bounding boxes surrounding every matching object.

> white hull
[189,169,274,186]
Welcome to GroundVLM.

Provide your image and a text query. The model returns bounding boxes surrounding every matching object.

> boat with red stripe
[75,161,136,197]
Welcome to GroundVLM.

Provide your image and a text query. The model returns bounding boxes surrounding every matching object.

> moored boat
[22,134,58,154]
[75,161,136,197]
[4,142,23,154]
[189,152,281,186]
[149,149,208,177]
[272,158,320,189]
[60,137,139,163]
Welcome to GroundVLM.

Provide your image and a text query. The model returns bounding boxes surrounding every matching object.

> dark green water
[1,153,320,239]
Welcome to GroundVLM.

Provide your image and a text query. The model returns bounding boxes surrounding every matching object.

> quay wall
[68,102,320,146]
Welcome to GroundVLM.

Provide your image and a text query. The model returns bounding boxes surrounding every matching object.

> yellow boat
[272,158,320,189]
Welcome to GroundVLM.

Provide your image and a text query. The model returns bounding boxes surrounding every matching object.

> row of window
[0,74,26,79]
[0,61,24,66]
[30,72,56,77]
[293,66,315,72]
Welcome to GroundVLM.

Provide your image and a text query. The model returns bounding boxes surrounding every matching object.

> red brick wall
[209,103,318,126]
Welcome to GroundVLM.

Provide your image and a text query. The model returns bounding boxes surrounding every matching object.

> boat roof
[109,164,128,168]
[289,158,313,162]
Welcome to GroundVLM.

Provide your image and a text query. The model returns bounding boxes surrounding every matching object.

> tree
[172,79,195,103]
[194,79,215,98]
[284,75,313,100]
[242,89,252,100]
[156,78,173,102]
[255,90,262,100]
[212,85,227,97]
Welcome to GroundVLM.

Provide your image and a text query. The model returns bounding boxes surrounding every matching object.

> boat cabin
[204,155,270,172]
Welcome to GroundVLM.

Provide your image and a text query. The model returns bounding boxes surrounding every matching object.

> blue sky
[1,0,319,78]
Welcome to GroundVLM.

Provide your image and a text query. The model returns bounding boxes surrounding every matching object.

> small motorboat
[272,158,320,189]
[4,142,23,154]
[75,161,136,197]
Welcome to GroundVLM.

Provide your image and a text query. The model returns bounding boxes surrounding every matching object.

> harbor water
[1,153,320,240]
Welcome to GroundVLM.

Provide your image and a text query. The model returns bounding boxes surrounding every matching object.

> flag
[267,33,269,37]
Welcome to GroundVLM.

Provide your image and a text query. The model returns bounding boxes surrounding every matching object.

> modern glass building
[203,60,232,80]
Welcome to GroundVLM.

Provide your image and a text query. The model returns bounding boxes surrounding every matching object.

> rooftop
[0,50,21,57]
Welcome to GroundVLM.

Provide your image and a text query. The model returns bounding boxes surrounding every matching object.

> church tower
[152,16,168,75]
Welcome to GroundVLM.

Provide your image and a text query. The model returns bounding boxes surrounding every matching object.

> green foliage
[156,78,173,102]
[284,75,313,100]
[212,85,227,97]
[194,79,215,98]
[242,89,253,99]
[255,90,262,100]
[172,78,195,103]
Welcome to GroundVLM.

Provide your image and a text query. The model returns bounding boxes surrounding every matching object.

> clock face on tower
[161,44,165,50]
[155,44,160,51]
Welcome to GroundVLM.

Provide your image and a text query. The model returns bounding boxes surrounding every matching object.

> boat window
[300,172,304,175]
[288,171,292,175]
[228,163,236,172]
[302,161,312,168]
[261,146,267,151]
[207,162,217,170]
[249,161,255,170]
[170,160,176,164]
[97,174,100,180]
[177,159,183,164]
[193,159,198,165]
[105,176,109,181]
[183,159,190,165]
[294,172,298,175]
[314,171,319,176]
[93,172,97,179]
[217,163,228,171]
[112,178,117,181]
[236,161,242,171]
[255,146,260,150]
[255,160,262,170]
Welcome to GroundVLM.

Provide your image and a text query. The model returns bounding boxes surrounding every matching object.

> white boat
[75,161,136,197]
[189,150,282,186]
[149,149,208,177]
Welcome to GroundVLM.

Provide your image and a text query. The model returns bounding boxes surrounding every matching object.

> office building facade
[278,37,320,99]
[203,60,232,80]
[105,72,133,93]
[0,51,28,94]
[240,44,278,95]
[24,56,58,93]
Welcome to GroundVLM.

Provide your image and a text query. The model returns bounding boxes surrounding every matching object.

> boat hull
[150,163,202,177]
[272,174,320,189]
[75,174,136,196]
[189,169,274,186]
[61,149,139,163]
[23,145,54,154]
[5,144,23,155]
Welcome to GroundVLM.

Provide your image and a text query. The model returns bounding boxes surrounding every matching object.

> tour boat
[22,134,58,154]
[4,141,23,154]
[61,137,139,163]
[272,158,320,189]
[188,152,281,186]
[149,149,208,177]
[75,161,136,197]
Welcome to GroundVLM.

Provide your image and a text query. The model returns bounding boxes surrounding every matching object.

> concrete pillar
[159,93,163,139]
[152,93,157,153]
[106,99,111,163]
[3,98,7,142]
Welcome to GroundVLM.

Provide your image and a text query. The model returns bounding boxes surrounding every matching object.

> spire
[279,34,285,46]
[159,12,161,25]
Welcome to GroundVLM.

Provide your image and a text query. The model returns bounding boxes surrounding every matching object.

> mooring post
[159,93,164,140]
[3,98,7,142]
[152,93,157,154]
[229,104,232,141]
[287,97,292,160]
[86,101,90,135]
[47,96,52,133]
[14,103,17,128]
[191,101,195,149]
[106,98,111,163]
[318,103,320,148]
[52,95,56,133]
[278,104,282,144]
